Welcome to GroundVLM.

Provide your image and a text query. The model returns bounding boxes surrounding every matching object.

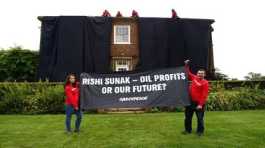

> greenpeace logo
[119,96,148,102]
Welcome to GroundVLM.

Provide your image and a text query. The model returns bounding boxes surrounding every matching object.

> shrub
[0,46,39,82]
[206,86,265,111]
[0,82,264,114]
[0,82,64,114]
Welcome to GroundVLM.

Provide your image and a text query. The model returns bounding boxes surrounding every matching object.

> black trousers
[184,102,205,133]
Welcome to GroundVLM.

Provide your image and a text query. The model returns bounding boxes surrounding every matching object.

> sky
[0,0,265,79]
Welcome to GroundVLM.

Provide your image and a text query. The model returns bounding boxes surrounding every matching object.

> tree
[244,72,265,81]
[213,68,229,80]
[0,46,39,82]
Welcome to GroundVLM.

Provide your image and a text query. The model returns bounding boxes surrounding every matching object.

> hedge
[0,47,39,82]
[207,87,265,111]
[0,82,64,114]
[0,82,265,114]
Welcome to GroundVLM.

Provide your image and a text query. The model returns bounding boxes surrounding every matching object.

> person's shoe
[197,132,204,137]
[74,129,80,133]
[181,131,191,135]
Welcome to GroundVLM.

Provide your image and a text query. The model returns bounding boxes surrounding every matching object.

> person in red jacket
[182,60,209,136]
[64,73,82,133]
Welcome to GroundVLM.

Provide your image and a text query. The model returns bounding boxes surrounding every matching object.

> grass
[0,110,265,148]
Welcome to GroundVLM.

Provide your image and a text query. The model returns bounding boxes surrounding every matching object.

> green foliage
[207,83,265,111]
[213,68,229,80]
[0,46,39,82]
[0,82,65,114]
[0,81,265,114]
[244,72,265,80]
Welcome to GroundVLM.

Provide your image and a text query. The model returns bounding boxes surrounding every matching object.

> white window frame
[115,65,129,72]
[114,25,131,44]
[115,60,130,72]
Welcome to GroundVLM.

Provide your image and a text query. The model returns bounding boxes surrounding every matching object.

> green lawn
[0,110,265,148]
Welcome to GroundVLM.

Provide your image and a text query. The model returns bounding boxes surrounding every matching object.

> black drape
[137,18,214,74]
[182,19,214,74]
[51,16,89,81]
[168,19,186,67]
[38,16,214,81]
[37,16,112,81]
[37,16,58,80]
[137,18,170,70]
[87,17,112,73]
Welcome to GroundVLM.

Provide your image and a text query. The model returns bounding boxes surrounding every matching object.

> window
[116,67,129,72]
[115,60,130,72]
[112,57,132,72]
[114,25,130,44]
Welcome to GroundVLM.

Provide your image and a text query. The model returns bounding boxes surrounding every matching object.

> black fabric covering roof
[38,16,112,81]
[137,17,214,75]
[37,16,214,82]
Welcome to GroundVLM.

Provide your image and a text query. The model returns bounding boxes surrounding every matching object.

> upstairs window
[114,25,130,44]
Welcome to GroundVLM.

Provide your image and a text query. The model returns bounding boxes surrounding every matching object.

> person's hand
[184,59,190,65]
[74,107,79,111]
[196,105,202,110]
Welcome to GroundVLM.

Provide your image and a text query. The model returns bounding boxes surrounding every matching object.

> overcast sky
[0,0,264,79]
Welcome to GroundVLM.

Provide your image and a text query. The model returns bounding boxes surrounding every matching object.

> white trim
[112,56,132,60]
[115,64,129,72]
[114,25,131,44]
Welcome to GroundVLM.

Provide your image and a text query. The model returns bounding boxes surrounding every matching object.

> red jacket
[185,66,209,106]
[65,83,80,109]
